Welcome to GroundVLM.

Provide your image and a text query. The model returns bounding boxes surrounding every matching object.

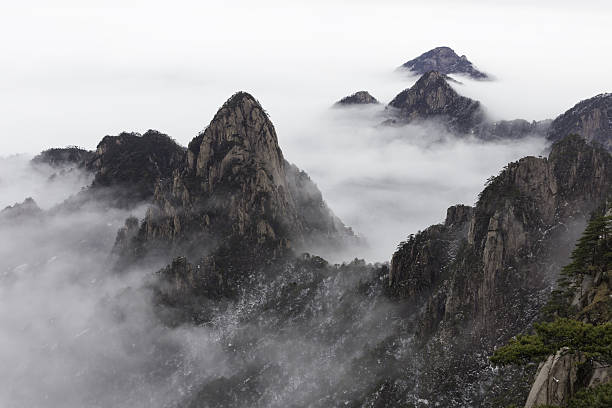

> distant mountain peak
[335,91,380,106]
[399,46,489,80]
[387,70,484,133]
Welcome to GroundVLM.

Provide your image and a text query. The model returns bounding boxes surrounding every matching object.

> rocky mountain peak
[335,91,380,106]
[185,91,286,194]
[117,91,356,278]
[387,71,484,133]
[400,46,489,80]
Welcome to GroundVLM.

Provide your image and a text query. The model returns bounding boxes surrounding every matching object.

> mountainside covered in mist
[382,70,612,150]
[386,134,612,406]
[4,85,612,407]
[386,71,485,133]
[399,46,489,80]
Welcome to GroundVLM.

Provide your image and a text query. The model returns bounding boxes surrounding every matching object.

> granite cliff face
[399,46,489,80]
[385,135,612,406]
[548,93,612,151]
[335,91,380,106]
[115,92,356,299]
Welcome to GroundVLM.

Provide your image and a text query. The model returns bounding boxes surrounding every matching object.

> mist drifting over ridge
[1,1,612,407]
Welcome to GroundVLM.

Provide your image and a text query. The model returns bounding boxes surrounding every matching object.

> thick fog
[0,162,405,407]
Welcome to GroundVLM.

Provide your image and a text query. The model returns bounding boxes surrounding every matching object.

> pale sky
[1,0,610,154]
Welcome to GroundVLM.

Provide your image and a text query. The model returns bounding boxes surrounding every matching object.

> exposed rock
[117,92,356,299]
[335,91,380,106]
[399,46,489,80]
[384,134,612,406]
[525,349,612,408]
[387,71,484,133]
[32,146,94,168]
[547,93,612,151]
[524,348,585,407]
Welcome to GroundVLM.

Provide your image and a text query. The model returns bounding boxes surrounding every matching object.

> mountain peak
[187,91,284,189]
[335,91,380,106]
[220,91,261,110]
[400,47,489,80]
[119,92,356,271]
[387,71,484,133]
[414,70,449,86]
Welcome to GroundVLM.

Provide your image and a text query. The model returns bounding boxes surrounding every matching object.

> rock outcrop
[335,91,380,106]
[384,135,612,406]
[524,348,612,408]
[387,71,484,133]
[399,46,489,80]
[547,93,612,151]
[115,92,356,298]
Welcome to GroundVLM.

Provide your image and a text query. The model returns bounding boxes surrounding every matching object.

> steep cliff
[115,92,356,299]
[490,206,612,407]
[384,135,612,406]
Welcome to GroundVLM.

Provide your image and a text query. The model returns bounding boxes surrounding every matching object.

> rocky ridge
[547,93,612,151]
[384,135,612,406]
[32,146,94,168]
[114,92,357,302]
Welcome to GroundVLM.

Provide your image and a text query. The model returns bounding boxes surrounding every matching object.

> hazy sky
[1,0,611,154]
[1,0,610,261]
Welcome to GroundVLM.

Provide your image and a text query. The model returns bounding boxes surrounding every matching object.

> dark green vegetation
[490,208,612,406]
[566,382,612,408]
[32,146,94,168]
[88,130,185,203]
[490,318,612,365]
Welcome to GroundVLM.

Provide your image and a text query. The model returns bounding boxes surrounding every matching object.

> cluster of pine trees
[490,208,612,407]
